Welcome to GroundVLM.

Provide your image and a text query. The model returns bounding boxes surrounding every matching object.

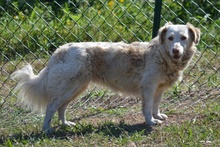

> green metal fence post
[152,0,162,38]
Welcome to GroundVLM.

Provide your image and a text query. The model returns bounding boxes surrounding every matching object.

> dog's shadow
[54,121,153,139]
[2,122,153,144]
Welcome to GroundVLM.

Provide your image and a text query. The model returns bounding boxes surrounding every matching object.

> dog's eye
[181,36,187,40]
[168,36,174,41]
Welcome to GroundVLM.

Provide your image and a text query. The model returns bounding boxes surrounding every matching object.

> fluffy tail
[12,64,50,112]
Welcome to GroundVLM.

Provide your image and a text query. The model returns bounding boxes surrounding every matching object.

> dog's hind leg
[42,101,58,133]
[57,83,89,127]
[42,81,90,133]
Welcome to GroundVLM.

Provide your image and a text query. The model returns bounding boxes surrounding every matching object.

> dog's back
[48,42,148,95]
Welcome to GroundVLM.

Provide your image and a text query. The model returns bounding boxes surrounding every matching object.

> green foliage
[162,0,220,23]
[0,1,219,60]
[0,1,153,60]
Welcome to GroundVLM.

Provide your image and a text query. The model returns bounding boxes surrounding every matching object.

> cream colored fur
[12,22,200,133]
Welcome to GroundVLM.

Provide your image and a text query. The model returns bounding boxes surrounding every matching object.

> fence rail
[0,0,220,138]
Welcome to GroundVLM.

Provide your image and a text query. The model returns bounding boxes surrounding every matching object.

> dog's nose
[172,48,179,55]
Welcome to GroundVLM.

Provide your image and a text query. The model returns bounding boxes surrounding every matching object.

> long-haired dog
[12,22,200,133]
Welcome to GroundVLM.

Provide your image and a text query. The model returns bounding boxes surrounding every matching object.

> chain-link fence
[0,0,219,142]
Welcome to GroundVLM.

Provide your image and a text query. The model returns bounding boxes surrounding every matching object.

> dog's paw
[153,113,168,120]
[62,121,76,126]
[146,118,163,125]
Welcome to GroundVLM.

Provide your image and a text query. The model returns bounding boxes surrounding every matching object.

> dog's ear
[187,23,201,44]
[158,25,168,44]
[158,22,173,44]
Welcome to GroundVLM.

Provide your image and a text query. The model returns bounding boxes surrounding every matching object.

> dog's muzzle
[172,48,181,60]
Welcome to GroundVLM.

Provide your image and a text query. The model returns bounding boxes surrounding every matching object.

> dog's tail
[12,64,50,112]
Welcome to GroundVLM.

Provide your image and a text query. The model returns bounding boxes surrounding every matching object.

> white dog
[12,22,200,133]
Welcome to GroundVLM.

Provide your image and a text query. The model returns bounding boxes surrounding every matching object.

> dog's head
[159,22,200,61]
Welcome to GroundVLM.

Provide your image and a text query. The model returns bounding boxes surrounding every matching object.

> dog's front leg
[153,87,167,120]
[142,86,163,125]
[58,102,76,126]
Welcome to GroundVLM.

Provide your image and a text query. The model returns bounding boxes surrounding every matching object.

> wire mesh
[0,0,219,139]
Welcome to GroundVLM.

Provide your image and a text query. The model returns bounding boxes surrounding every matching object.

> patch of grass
[1,100,219,146]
